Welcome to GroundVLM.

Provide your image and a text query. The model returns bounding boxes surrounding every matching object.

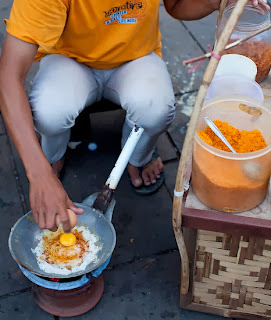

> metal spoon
[204,117,236,153]
[204,117,263,181]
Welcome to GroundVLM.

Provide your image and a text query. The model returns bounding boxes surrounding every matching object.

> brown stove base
[32,275,104,317]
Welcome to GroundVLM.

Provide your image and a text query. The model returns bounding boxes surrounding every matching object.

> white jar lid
[215,54,257,80]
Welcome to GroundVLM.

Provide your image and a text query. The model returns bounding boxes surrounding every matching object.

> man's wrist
[26,158,53,182]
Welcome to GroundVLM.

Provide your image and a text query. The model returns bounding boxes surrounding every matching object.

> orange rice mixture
[198,120,267,153]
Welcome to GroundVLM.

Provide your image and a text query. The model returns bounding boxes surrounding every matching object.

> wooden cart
[172,0,271,318]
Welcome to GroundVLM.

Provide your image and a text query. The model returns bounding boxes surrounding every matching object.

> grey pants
[30,52,175,167]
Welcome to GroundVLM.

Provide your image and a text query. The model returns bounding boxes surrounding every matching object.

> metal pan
[8,126,144,278]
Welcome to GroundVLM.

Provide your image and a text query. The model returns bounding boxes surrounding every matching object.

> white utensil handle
[204,117,236,153]
[106,126,144,190]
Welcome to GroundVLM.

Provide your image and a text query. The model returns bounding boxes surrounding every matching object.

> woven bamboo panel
[193,230,271,317]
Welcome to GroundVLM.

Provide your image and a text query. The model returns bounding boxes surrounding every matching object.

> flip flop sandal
[130,148,164,195]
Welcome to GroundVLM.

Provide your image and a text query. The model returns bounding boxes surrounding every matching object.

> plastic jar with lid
[216,4,271,83]
[192,96,271,213]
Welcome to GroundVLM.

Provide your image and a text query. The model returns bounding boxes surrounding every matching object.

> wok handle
[105,125,144,190]
[93,125,144,213]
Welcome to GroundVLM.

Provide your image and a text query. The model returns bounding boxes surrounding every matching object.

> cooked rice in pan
[32,225,101,275]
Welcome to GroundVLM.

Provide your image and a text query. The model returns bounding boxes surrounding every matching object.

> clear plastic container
[216,4,271,83]
[205,74,264,102]
[192,96,271,213]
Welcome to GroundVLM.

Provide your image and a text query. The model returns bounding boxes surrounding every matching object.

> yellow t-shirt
[5,0,162,69]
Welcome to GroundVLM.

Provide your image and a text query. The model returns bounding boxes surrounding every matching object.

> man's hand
[251,0,270,10]
[29,170,83,232]
[228,0,270,10]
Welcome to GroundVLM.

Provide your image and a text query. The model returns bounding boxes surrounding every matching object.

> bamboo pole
[217,0,229,27]
[173,0,249,296]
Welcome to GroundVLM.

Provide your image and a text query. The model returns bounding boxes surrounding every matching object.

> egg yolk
[59,233,76,246]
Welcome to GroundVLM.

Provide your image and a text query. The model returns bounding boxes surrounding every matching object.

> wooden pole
[217,0,229,27]
[173,0,249,296]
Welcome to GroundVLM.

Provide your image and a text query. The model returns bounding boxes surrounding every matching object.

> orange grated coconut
[198,120,267,153]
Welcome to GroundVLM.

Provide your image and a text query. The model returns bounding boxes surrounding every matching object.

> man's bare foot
[127,157,164,188]
[51,158,65,179]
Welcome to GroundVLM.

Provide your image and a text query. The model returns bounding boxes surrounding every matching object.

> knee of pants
[125,96,175,135]
[32,102,77,136]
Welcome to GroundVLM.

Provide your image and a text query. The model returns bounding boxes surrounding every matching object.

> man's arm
[0,34,83,231]
[164,0,220,20]
[164,0,270,21]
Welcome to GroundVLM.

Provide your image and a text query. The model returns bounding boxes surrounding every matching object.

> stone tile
[8,138,30,212]
[168,92,197,153]
[0,290,54,320]
[0,0,12,56]
[159,6,207,95]
[157,133,177,162]
[164,160,179,198]
[182,12,218,50]
[62,252,229,320]
[0,136,30,295]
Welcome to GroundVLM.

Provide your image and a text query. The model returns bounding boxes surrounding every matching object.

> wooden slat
[255,238,265,256]
[222,282,231,305]
[253,255,271,263]
[262,250,271,258]
[264,264,271,290]
[197,240,222,248]
[203,252,212,278]
[218,271,258,282]
[247,287,271,295]
[241,281,265,288]
[212,259,220,275]
[222,234,231,250]
[238,247,247,264]
[179,228,197,308]
[197,230,224,237]
[219,261,260,272]
[230,235,241,257]
[258,268,268,283]
[246,237,256,260]
[212,254,237,263]
[182,207,271,241]
[245,259,270,268]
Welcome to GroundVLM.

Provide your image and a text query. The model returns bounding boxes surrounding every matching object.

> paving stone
[0,290,54,320]
[160,6,207,95]
[0,136,30,295]
[168,92,197,153]
[157,133,178,162]
[164,161,179,198]
[8,138,30,212]
[62,252,229,320]
[182,12,218,50]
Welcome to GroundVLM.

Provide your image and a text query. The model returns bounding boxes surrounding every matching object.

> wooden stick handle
[217,0,228,27]
[173,0,248,295]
